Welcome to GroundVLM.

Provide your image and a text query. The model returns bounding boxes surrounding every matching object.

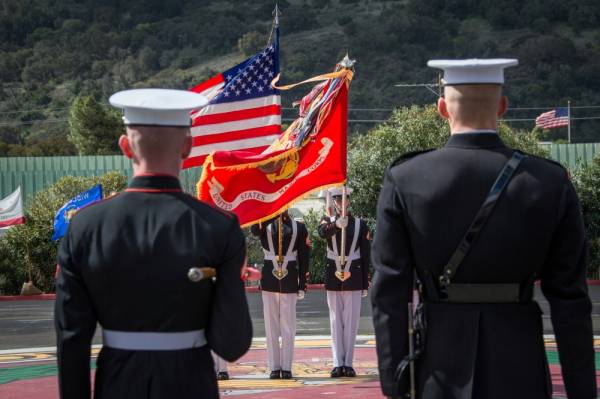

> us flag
[183,32,280,169]
[535,107,570,129]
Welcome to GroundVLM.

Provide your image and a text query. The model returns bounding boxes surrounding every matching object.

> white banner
[0,186,24,229]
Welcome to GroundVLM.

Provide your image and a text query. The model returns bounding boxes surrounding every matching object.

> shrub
[0,171,127,295]
[571,156,600,277]
[347,104,549,225]
[244,228,263,267]
[303,208,327,284]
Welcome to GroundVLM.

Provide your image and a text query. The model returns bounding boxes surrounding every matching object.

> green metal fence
[0,155,202,203]
[1,143,599,203]
[538,142,600,170]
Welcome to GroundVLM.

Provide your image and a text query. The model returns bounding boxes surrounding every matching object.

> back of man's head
[427,59,517,132]
[109,88,208,175]
[119,125,192,175]
[445,84,502,121]
[127,125,189,159]
[439,84,507,132]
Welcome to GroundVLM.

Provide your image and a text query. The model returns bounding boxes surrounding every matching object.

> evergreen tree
[68,95,123,155]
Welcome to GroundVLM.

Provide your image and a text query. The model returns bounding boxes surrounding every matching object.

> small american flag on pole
[183,30,280,169]
[535,107,570,129]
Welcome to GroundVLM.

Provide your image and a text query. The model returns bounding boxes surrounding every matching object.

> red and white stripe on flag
[183,42,281,169]
[535,108,569,129]
[0,186,25,228]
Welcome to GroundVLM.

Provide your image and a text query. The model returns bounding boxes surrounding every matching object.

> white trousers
[262,291,297,371]
[212,352,228,373]
[326,290,362,367]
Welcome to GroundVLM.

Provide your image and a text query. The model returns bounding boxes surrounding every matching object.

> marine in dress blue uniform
[318,187,371,378]
[54,89,253,399]
[371,60,597,399]
[251,210,310,379]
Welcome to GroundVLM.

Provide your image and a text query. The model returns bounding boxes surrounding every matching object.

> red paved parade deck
[1,337,599,398]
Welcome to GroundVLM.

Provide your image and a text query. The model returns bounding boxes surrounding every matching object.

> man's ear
[118,134,133,159]
[181,133,192,159]
[437,97,449,120]
[497,95,508,117]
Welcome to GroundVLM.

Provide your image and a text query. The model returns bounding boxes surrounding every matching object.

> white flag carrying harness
[264,219,298,280]
[327,217,361,282]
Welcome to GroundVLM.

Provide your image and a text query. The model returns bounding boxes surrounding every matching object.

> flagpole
[267,4,280,45]
[567,101,571,143]
[273,4,280,26]
[26,240,32,282]
[340,185,347,268]
[20,235,42,295]
[277,214,283,264]
[338,54,354,274]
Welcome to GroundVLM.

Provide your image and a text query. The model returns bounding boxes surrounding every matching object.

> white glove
[335,216,348,229]
[297,290,305,300]
[361,289,368,298]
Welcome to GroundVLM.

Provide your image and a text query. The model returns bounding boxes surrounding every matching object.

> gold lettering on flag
[208,137,334,210]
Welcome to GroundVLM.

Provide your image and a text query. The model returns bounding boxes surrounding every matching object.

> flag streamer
[196,58,354,227]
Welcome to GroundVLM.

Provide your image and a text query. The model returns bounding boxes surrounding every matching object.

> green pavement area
[2,350,598,385]
[0,363,96,385]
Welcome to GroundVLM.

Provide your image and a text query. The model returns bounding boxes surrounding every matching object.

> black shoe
[281,370,293,379]
[269,370,281,379]
[217,371,229,380]
[330,367,344,378]
[343,366,356,377]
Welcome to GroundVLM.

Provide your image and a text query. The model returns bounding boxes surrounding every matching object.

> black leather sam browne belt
[437,151,526,303]
[395,151,527,397]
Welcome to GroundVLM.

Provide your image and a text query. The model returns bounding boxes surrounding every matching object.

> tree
[303,209,328,284]
[68,95,123,155]
[347,104,549,225]
[138,46,159,72]
[572,155,600,277]
[0,172,127,295]
[237,31,267,57]
[244,228,263,267]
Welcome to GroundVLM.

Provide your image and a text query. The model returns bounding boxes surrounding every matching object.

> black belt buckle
[445,283,520,303]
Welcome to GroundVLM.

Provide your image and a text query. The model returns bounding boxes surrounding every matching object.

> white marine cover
[109,88,209,127]
[427,58,518,85]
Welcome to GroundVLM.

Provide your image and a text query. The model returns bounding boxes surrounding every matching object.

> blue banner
[52,184,103,241]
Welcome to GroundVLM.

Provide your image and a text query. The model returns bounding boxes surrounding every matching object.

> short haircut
[125,125,190,161]
[443,84,502,123]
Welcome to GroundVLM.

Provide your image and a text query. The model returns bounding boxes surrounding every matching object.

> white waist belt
[327,249,361,262]
[263,250,298,262]
[102,329,207,351]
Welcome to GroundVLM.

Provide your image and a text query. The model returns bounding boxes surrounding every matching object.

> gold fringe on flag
[270,69,353,91]
[195,65,354,218]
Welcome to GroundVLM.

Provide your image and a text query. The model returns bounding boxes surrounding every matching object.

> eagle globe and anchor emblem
[258,151,300,183]
[259,149,300,281]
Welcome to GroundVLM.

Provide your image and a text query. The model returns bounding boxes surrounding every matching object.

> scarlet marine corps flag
[197,57,354,227]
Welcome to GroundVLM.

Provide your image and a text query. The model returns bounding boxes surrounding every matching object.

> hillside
[1,0,600,156]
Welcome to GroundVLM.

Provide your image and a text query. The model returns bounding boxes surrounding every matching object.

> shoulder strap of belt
[348,217,361,257]
[439,151,525,289]
[266,223,275,254]
[265,219,298,259]
[286,219,298,258]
